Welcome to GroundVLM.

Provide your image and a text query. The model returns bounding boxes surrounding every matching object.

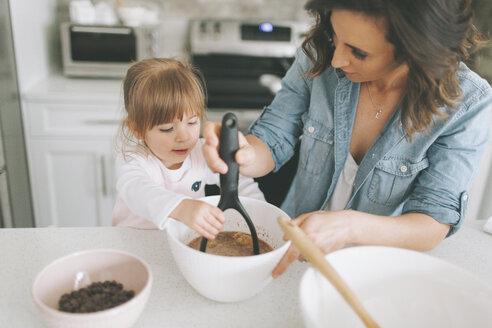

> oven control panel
[190,19,308,58]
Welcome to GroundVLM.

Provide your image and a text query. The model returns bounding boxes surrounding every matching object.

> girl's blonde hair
[120,58,206,154]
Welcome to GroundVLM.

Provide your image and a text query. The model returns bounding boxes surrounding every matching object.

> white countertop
[20,74,264,133]
[1,221,491,328]
[22,75,123,103]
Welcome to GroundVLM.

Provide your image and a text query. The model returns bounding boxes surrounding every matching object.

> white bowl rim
[166,218,292,261]
[31,248,153,319]
[299,245,492,306]
[301,245,492,285]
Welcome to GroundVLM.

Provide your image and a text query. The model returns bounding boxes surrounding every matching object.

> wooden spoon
[278,217,380,328]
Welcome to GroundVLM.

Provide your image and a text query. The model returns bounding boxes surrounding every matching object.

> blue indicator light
[259,22,273,33]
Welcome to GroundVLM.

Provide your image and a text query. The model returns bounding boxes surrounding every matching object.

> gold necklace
[366,82,383,119]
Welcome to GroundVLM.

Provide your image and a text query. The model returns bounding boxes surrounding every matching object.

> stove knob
[214,21,221,34]
[200,21,207,34]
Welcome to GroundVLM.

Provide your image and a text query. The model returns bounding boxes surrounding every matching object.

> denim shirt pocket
[368,157,429,206]
[299,116,334,174]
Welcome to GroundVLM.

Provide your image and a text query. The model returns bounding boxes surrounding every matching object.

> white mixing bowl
[166,196,291,303]
[300,246,492,328]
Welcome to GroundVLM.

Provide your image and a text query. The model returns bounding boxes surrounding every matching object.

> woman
[203,0,492,277]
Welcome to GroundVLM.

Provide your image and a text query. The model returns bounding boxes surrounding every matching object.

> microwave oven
[60,22,159,78]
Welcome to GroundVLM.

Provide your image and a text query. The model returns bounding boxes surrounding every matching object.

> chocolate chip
[58,280,135,313]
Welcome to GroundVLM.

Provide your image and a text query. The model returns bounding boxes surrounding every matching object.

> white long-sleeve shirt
[112,139,265,229]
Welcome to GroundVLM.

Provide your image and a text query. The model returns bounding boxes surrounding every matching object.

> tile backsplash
[160,0,308,21]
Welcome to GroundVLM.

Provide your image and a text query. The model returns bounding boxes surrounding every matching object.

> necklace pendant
[375,109,383,119]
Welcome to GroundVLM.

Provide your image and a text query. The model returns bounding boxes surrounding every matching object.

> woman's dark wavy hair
[302,0,486,136]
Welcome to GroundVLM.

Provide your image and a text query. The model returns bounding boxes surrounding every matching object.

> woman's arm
[202,123,275,177]
[272,210,450,278]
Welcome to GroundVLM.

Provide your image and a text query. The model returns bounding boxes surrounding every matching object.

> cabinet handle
[100,156,108,196]
[84,119,121,125]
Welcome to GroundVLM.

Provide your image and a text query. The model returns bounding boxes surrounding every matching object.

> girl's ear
[125,118,143,140]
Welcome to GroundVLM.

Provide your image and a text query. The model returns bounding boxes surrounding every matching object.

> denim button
[463,194,468,201]
[308,126,315,133]
[400,165,408,173]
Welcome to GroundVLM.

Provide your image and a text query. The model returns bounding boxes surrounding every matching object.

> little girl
[112,58,265,239]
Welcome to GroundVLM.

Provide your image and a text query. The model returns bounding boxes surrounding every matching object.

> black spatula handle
[218,113,239,196]
[199,113,260,255]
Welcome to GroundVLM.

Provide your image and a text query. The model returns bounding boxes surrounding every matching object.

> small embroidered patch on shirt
[191,181,202,192]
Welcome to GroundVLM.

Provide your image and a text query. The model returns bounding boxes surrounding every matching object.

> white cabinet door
[28,139,116,227]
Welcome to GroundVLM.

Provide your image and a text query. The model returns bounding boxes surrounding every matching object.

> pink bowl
[31,249,152,328]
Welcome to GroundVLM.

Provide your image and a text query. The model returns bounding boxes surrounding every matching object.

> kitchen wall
[57,0,308,20]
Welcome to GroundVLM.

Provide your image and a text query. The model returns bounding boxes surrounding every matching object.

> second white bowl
[299,246,492,328]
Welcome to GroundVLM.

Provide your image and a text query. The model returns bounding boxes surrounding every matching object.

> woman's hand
[202,121,254,174]
[170,199,226,240]
[272,210,357,278]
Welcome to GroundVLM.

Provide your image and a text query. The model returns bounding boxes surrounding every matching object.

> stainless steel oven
[60,22,159,78]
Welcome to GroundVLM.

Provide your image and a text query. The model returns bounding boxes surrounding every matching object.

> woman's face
[330,9,403,83]
[143,113,201,170]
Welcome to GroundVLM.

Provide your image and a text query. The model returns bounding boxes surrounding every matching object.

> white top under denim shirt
[249,50,492,236]
[325,153,358,211]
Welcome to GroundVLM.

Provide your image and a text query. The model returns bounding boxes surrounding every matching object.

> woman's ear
[125,118,143,140]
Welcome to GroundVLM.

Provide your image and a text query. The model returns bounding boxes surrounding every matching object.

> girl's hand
[272,210,357,278]
[202,121,256,175]
[171,199,226,240]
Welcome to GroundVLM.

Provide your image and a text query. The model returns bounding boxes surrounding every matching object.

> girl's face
[330,10,404,83]
[143,113,201,170]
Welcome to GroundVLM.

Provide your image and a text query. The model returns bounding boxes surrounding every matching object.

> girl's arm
[272,210,450,278]
[168,199,224,239]
[115,154,189,229]
[116,154,224,238]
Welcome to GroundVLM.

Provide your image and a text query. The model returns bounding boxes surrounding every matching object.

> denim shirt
[249,51,492,236]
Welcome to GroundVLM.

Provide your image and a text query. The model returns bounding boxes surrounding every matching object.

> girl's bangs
[149,72,205,127]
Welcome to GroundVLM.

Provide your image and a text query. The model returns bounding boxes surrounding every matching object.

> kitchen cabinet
[22,76,123,227]
[27,138,116,227]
